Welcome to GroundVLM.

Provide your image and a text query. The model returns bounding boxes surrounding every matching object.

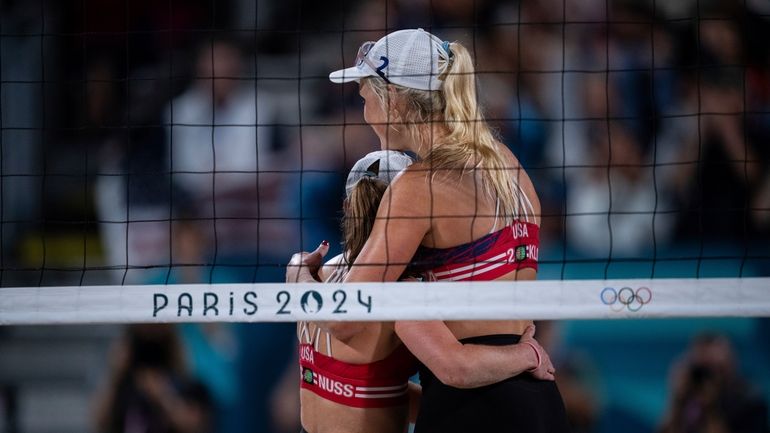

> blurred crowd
[1,0,769,432]
[1,0,768,285]
[87,323,768,433]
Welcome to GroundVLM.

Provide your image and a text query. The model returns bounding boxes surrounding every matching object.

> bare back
[298,261,409,433]
[297,320,409,433]
[415,143,540,339]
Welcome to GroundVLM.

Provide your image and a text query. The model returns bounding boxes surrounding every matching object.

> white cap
[329,28,451,91]
[345,150,414,196]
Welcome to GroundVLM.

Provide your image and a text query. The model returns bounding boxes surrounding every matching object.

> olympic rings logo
[600,286,652,312]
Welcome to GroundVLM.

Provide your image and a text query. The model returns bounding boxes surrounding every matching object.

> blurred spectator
[605,1,657,148]
[286,84,380,253]
[659,333,769,433]
[93,324,213,433]
[146,209,241,433]
[85,0,214,286]
[140,200,311,433]
[177,323,239,433]
[165,36,295,281]
[565,112,675,257]
[93,56,174,285]
[164,36,304,433]
[675,72,765,241]
[666,7,769,243]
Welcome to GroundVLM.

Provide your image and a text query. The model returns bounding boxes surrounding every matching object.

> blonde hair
[362,42,528,223]
[342,177,388,266]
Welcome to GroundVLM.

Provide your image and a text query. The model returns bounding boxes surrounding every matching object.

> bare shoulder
[391,162,431,190]
[380,163,433,214]
[321,253,352,283]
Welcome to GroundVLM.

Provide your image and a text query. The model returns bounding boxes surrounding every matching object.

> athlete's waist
[458,333,522,345]
[419,334,527,391]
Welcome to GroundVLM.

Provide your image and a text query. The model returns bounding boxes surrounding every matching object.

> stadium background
[0,0,769,432]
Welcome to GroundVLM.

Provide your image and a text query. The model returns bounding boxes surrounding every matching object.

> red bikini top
[298,341,417,408]
[406,220,539,281]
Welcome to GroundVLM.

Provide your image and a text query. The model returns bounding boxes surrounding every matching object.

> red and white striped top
[406,220,540,282]
[298,341,416,408]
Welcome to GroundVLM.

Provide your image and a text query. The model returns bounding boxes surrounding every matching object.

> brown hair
[341,177,389,265]
[363,41,531,223]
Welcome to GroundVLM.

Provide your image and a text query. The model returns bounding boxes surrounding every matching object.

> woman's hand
[519,325,556,381]
[286,241,329,283]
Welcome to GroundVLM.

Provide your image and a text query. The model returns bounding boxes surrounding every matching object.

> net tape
[1,277,768,325]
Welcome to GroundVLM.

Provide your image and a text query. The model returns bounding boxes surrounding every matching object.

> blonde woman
[291,149,555,433]
[323,29,570,432]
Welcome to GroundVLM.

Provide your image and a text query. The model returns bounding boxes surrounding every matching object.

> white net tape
[1,278,768,325]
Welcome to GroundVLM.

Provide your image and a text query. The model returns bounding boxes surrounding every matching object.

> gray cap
[345,150,414,197]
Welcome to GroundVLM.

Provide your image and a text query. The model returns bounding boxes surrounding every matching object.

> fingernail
[321,240,329,246]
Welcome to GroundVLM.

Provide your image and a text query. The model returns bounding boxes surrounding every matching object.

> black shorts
[414,334,571,433]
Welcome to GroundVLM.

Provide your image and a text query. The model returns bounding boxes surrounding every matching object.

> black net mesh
[0,0,768,288]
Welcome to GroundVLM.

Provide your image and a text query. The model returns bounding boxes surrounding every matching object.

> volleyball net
[1,0,769,326]
[1,278,769,325]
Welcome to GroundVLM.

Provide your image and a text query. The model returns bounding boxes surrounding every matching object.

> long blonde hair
[363,42,529,223]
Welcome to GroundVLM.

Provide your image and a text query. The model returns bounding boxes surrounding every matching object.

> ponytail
[341,177,388,266]
[427,42,528,223]
[440,42,484,144]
